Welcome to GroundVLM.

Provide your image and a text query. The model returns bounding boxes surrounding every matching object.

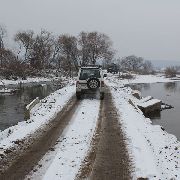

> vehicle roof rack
[80,65,102,68]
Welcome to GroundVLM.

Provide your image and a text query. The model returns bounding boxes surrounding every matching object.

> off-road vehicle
[107,63,119,74]
[76,66,106,100]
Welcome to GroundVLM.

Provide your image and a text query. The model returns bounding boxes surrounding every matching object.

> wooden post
[24,97,40,120]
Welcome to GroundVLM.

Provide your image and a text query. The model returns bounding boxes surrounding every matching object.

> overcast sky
[0,0,180,61]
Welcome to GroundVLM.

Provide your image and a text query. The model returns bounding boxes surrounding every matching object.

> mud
[76,100,103,179]
[0,95,79,180]
[77,88,132,180]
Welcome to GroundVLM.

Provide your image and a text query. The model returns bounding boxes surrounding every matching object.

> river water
[129,82,180,140]
[0,82,60,131]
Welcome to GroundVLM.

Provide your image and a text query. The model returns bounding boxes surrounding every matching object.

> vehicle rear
[76,67,105,99]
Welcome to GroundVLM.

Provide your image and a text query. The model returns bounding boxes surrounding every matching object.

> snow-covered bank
[26,99,100,180]
[0,77,52,86]
[0,84,75,152]
[108,73,180,85]
[106,78,180,179]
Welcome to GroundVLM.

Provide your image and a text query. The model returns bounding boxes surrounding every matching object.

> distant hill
[150,60,180,68]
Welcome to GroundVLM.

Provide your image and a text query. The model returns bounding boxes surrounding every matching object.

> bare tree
[29,30,54,69]
[142,60,154,74]
[0,25,7,67]
[78,32,90,65]
[165,66,177,78]
[58,34,79,76]
[78,31,114,65]
[0,24,6,49]
[50,37,61,68]
[0,49,16,67]
[0,25,26,78]
[14,30,34,62]
[120,55,144,72]
[0,49,24,79]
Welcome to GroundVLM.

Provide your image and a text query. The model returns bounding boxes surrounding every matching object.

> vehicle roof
[80,67,101,69]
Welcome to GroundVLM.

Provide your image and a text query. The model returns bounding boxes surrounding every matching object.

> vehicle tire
[87,78,100,90]
[100,92,104,100]
[76,92,81,100]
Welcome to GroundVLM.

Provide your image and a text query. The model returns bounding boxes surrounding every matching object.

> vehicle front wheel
[100,92,104,100]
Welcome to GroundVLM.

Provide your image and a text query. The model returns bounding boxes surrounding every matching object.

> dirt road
[77,89,132,180]
[89,89,132,179]
[0,96,80,180]
[0,89,132,180]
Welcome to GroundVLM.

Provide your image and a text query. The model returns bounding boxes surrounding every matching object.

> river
[129,81,180,140]
[0,82,61,131]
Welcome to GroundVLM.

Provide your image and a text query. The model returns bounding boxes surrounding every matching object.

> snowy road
[87,88,131,180]
[24,89,132,180]
[26,98,100,180]
[0,97,101,180]
[0,87,133,180]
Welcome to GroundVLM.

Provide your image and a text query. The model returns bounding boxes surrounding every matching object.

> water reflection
[0,95,5,105]
[0,83,60,131]
[164,82,177,92]
[128,81,180,140]
[127,83,150,92]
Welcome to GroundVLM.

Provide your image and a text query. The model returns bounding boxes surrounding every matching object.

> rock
[161,103,174,110]
[137,99,162,114]
[131,90,141,99]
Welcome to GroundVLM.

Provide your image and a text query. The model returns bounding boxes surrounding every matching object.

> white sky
[0,0,180,60]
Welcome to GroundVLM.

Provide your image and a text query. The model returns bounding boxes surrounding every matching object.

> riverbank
[0,76,74,131]
[0,83,75,150]
[0,77,51,86]
[106,74,180,179]
[108,73,180,85]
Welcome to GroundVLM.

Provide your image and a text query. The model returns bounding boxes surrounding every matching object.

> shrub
[165,66,177,78]
[118,73,134,79]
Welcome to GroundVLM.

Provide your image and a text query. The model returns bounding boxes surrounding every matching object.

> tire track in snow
[75,87,132,180]
[25,98,100,180]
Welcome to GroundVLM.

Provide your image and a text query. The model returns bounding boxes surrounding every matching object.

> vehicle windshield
[79,69,100,80]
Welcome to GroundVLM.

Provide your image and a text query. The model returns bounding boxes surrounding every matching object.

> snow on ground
[0,84,75,151]
[0,88,15,93]
[106,75,180,179]
[137,99,161,108]
[1,73,179,179]
[108,73,180,85]
[26,99,100,180]
[0,77,52,86]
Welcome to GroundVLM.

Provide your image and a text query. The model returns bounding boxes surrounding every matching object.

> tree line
[0,25,114,78]
[118,55,154,74]
[1,24,162,80]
